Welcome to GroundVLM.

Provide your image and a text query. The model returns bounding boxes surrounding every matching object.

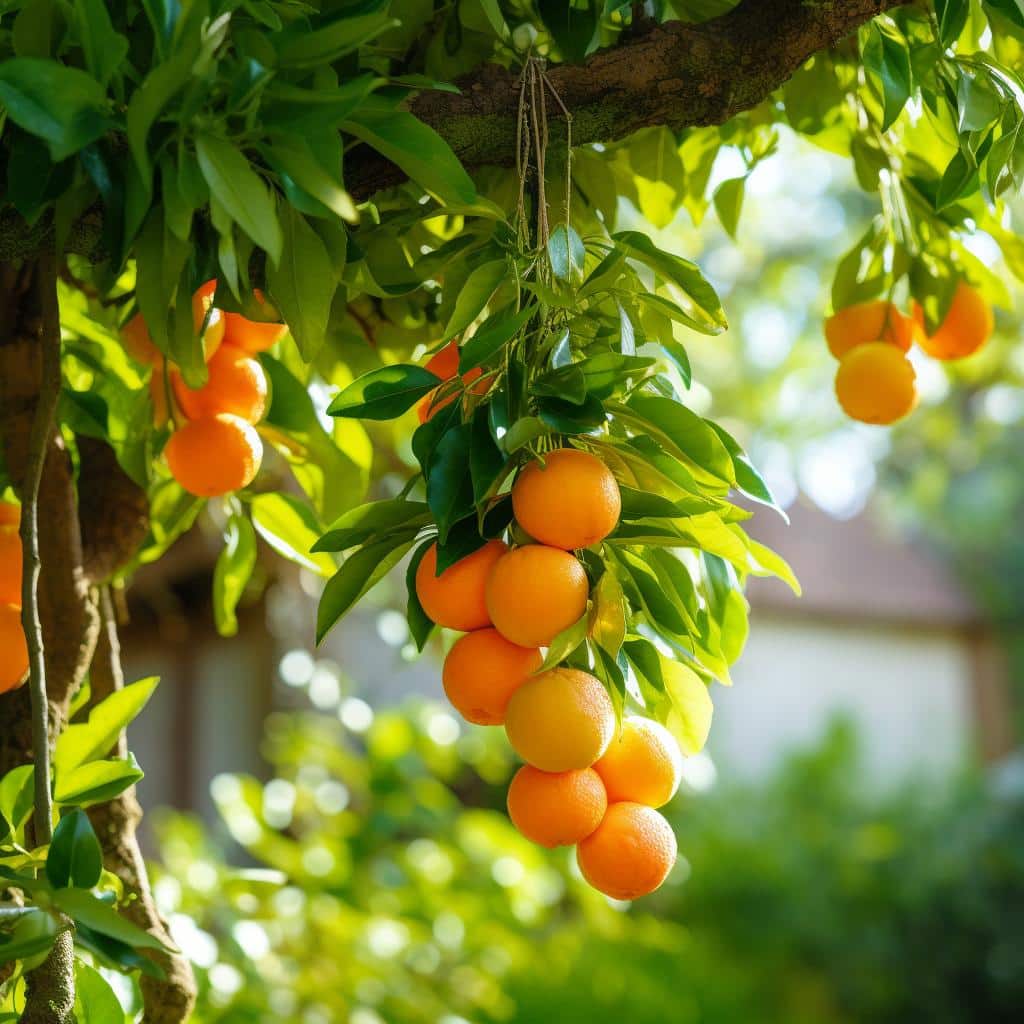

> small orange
[121,280,225,366]
[415,540,508,632]
[512,448,621,550]
[824,300,916,360]
[504,668,615,772]
[442,628,542,725]
[165,414,263,497]
[576,802,677,900]
[594,716,683,808]
[416,343,488,424]
[172,344,269,423]
[507,765,607,847]
[223,290,288,353]
[0,525,22,609]
[835,342,917,425]
[485,545,589,648]
[0,603,28,694]
[917,280,993,361]
[424,341,461,380]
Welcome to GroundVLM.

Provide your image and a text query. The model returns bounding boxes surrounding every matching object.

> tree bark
[87,589,198,1024]
[0,0,908,261]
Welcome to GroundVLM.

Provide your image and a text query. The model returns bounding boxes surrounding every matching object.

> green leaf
[213,513,258,637]
[936,148,977,209]
[343,108,477,206]
[539,610,590,671]
[612,230,726,333]
[459,305,536,372]
[426,425,475,543]
[73,0,129,88]
[470,407,508,504]
[0,911,58,965]
[536,394,607,434]
[0,58,110,160]
[54,677,159,776]
[405,540,436,652]
[315,499,430,553]
[317,536,418,644]
[745,537,801,595]
[125,49,195,187]
[328,364,441,420]
[659,654,713,754]
[706,421,786,517]
[0,765,35,834]
[74,961,126,1024]
[47,808,103,889]
[251,493,335,577]
[54,755,144,807]
[264,136,357,222]
[276,11,396,67]
[539,0,598,60]
[548,225,586,280]
[52,889,171,951]
[443,260,508,342]
[712,176,745,238]
[864,22,912,131]
[589,569,626,659]
[935,0,969,46]
[196,133,283,265]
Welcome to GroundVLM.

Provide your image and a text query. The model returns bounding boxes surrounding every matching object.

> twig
[19,249,62,847]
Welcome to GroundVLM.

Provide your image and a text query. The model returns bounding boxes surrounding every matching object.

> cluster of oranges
[122,282,287,497]
[415,447,683,900]
[0,501,27,694]
[827,280,993,425]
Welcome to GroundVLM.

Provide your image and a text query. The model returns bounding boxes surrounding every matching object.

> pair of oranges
[415,446,681,900]
[827,280,993,425]
[123,283,287,497]
[0,501,28,694]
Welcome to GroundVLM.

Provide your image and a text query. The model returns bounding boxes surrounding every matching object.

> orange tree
[0,0,1022,1020]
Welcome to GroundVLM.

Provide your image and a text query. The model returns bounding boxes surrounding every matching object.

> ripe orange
[0,525,22,608]
[442,628,542,725]
[415,540,508,632]
[834,342,917,425]
[504,667,615,772]
[0,603,28,694]
[576,802,677,900]
[507,765,607,847]
[594,716,683,808]
[165,414,263,497]
[512,448,621,550]
[0,502,19,530]
[824,300,916,360]
[172,344,269,423]
[416,343,489,424]
[485,545,589,648]
[121,281,225,366]
[424,341,461,380]
[223,291,288,353]
[917,281,993,361]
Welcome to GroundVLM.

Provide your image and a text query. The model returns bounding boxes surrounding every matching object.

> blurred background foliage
[149,698,1024,1024]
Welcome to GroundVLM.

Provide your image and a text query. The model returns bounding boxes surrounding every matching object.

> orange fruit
[164,414,263,497]
[507,765,607,847]
[223,291,288,353]
[0,502,19,530]
[121,281,225,366]
[442,628,542,725]
[424,341,461,380]
[504,668,615,772]
[824,300,916,360]
[512,448,621,550]
[485,545,589,648]
[834,342,917,425]
[416,343,488,424]
[172,344,268,424]
[415,540,508,632]
[576,802,677,900]
[917,280,993,361]
[0,603,28,694]
[0,525,22,609]
[594,716,683,808]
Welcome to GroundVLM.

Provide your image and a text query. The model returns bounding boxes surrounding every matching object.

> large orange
[415,540,507,632]
[917,281,993,361]
[507,765,607,848]
[120,280,225,367]
[223,290,288,353]
[824,300,916,360]
[485,545,589,648]
[172,344,268,423]
[594,716,683,808]
[834,342,917,425]
[504,668,614,772]
[512,448,621,550]
[165,414,263,497]
[576,802,677,900]
[442,628,542,725]
[0,603,28,694]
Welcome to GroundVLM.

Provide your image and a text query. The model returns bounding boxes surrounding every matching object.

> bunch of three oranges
[416,447,682,900]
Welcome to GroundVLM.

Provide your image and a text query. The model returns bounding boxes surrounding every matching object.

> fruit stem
[19,249,62,847]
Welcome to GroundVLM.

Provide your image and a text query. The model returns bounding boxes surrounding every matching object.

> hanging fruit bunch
[314,61,797,900]
[122,282,287,497]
